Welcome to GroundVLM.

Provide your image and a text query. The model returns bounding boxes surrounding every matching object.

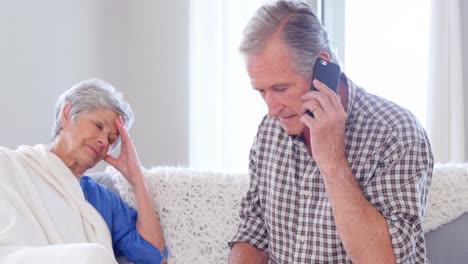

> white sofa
[93,164,468,264]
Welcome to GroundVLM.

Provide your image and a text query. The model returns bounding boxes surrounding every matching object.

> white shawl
[0,144,116,264]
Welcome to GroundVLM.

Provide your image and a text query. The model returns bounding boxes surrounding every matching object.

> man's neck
[337,75,349,112]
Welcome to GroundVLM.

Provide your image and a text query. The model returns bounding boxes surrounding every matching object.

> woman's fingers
[114,116,127,143]
[103,154,117,167]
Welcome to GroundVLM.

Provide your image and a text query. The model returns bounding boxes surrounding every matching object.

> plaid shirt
[231,76,434,263]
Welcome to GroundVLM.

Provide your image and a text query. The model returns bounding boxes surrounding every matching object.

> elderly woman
[0,79,166,264]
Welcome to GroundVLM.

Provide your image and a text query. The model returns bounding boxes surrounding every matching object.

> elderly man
[229,1,433,263]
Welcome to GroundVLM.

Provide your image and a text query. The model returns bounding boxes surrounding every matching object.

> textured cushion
[104,166,249,264]
[423,164,468,232]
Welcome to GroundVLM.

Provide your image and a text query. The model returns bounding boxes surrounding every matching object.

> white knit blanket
[0,145,116,264]
[107,166,249,264]
[107,163,468,263]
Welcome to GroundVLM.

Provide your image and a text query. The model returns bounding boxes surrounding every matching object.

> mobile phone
[312,58,341,92]
[307,58,341,117]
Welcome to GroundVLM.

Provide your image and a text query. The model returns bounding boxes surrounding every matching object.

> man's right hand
[228,242,268,264]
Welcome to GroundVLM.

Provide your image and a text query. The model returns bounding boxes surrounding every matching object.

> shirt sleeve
[363,135,433,263]
[229,138,269,251]
[80,176,167,264]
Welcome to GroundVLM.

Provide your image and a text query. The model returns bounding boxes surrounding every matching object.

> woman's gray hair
[240,0,339,78]
[51,78,134,149]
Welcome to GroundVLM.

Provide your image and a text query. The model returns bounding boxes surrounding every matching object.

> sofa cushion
[423,164,468,232]
[103,166,249,264]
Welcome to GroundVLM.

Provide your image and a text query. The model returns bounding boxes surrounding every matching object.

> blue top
[80,176,168,264]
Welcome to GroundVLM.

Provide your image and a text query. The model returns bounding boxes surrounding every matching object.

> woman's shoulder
[80,175,99,190]
[80,174,131,213]
[0,146,18,160]
[80,175,117,204]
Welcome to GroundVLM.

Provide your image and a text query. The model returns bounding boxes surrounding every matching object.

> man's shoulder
[351,87,427,143]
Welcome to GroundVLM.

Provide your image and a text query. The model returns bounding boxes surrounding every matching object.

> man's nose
[265,93,282,116]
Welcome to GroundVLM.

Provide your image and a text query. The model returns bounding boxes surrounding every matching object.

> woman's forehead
[79,108,119,128]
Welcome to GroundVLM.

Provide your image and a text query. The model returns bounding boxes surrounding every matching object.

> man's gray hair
[51,78,134,149]
[240,0,339,78]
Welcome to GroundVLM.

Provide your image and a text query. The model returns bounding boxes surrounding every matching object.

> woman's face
[56,106,119,174]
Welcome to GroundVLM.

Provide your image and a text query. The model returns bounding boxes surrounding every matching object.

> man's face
[247,35,310,135]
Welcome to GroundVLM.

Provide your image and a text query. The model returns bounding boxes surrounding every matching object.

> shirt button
[300,236,307,243]
[301,190,312,198]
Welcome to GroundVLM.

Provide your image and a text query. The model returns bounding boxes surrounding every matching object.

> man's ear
[317,51,331,62]
[61,102,72,129]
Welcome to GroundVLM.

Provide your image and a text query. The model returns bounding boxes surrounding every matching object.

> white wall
[2,1,467,169]
[462,0,468,157]
[0,0,189,169]
[120,1,189,168]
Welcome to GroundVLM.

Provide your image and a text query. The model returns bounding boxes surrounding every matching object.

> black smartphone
[307,58,341,117]
[311,58,341,92]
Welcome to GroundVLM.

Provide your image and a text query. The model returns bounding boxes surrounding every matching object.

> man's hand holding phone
[306,58,341,117]
[300,58,347,168]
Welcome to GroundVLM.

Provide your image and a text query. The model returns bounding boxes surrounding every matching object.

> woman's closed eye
[95,122,103,131]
